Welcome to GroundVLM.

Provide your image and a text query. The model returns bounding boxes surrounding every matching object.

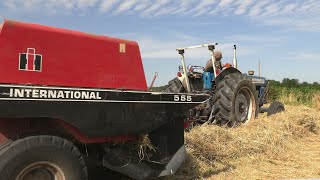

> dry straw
[170,105,320,180]
[312,93,320,110]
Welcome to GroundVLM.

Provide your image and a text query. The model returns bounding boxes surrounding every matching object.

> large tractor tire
[164,77,185,93]
[0,135,88,180]
[211,72,259,127]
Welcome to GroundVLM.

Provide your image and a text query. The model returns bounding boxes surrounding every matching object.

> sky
[0,0,319,86]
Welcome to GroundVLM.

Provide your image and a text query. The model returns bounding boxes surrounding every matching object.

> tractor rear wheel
[211,72,259,127]
[164,77,185,93]
[0,135,88,180]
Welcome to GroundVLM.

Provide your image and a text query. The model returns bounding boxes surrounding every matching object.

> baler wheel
[211,72,259,127]
[0,136,88,180]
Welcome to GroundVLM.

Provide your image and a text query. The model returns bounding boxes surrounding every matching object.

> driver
[204,51,230,75]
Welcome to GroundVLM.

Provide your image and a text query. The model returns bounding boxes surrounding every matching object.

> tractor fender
[215,67,242,82]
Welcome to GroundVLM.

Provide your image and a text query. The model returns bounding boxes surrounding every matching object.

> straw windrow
[171,105,320,179]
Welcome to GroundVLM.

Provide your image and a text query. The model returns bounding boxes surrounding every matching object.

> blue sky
[1,0,320,86]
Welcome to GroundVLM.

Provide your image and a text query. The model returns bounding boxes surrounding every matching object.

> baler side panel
[0,20,147,91]
[0,84,210,141]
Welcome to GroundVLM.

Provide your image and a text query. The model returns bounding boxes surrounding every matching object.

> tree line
[267,78,320,106]
[269,78,319,88]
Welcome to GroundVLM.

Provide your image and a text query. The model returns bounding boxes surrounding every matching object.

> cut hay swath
[169,105,320,180]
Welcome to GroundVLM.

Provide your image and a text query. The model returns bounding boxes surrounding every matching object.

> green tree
[268,80,281,86]
[282,78,299,87]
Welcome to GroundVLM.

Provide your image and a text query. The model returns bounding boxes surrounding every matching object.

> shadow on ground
[88,152,235,180]
[162,153,235,180]
[89,166,132,180]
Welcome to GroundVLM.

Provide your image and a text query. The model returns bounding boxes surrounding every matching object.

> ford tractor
[165,44,285,128]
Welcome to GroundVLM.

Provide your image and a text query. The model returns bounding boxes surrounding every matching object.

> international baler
[0,20,210,180]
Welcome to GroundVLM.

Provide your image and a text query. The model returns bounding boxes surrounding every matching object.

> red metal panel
[0,20,147,91]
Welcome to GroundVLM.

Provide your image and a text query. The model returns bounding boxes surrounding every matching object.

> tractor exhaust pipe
[233,45,237,68]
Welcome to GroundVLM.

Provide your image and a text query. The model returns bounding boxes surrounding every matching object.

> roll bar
[176,43,237,93]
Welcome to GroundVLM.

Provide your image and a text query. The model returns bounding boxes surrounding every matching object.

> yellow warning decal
[119,43,126,53]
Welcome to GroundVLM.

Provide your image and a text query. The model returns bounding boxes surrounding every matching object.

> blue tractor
[165,43,284,127]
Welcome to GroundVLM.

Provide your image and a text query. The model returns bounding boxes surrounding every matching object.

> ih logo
[19,48,42,72]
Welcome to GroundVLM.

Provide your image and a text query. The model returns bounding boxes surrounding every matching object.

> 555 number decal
[174,95,192,102]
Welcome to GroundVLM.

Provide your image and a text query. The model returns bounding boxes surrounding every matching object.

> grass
[267,85,320,108]
[276,90,320,108]
[168,105,320,179]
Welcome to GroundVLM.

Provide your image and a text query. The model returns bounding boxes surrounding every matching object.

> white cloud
[2,0,320,32]
[138,36,213,61]
[248,0,270,17]
[138,36,192,60]
[259,2,280,17]
[298,0,319,12]
[262,17,320,32]
[184,0,217,16]
[113,0,137,14]
[208,0,237,15]
[138,35,253,62]
[76,0,98,9]
[99,0,117,13]
[218,0,236,8]
[129,0,151,13]
[281,3,298,14]
[170,0,197,15]
[153,6,178,17]
[281,52,320,62]
[234,0,254,15]
[224,34,283,43]
[46,0,75,10]
[3,0,99,13]
[140,0,170,16]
